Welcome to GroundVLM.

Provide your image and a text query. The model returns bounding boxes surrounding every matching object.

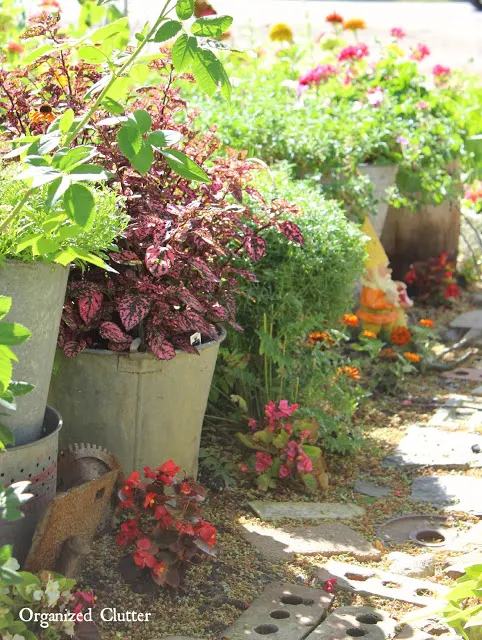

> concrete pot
[0,261,69,445]
[48,328,226,477]
[0,406,62,565]
[359,164,398,238]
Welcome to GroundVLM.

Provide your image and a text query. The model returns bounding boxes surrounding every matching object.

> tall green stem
[0,190,31,234]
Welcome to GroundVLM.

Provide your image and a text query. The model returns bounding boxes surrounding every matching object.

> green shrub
[210,165,367,454]
[0,163,128,265]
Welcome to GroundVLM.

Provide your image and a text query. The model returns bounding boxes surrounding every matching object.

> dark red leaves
[78,291,103,324]
[145,245,175,278]
[117,294,151,331]
[244,235,267,262]
[63,340,87,358]
[190,257,220,282]
[278,220,304,246]
[99,322,132,344]
[146,326,176,360]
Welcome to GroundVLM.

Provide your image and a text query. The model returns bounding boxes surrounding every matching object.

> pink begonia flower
[255,452,273,472]
[248,417,258,431]
[296,453,313,473]
[277,399,298,417]
[390,27,406,39]
[279,464,291,478]
[410,43,430,61]
[286,440,299,459]
[367,86,384,107]
[299,429,313,441]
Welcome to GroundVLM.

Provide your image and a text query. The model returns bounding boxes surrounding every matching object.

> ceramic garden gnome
[357,218,411,335]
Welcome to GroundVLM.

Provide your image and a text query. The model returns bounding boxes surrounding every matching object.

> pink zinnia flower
[464,182,482,203]
[432,64,451,76]
[390,27,406,39]
[255,452,273,473]
[410,43,430,62]
[338,43,369,62]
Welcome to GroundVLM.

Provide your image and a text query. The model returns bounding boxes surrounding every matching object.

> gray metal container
[49,328,226,477]
[359,164,398,238]
[0,406,62,564]
[0,261,69,445]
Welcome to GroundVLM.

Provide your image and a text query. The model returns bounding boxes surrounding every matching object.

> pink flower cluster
[298,64,338,88]
[465,181,482,204]
[410,43,430,62]
[390,27,406,39]
[338,43,369,62]
[432,64,451,77]
[367,86,384,107]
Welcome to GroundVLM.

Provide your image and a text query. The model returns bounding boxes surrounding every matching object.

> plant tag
[190,332,201,346]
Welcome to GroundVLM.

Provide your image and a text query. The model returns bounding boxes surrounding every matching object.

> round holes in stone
[347,629,366,637]
[415,588,434,597]
[255,624,279,635]
[411,529,446,547]
[356,614,382,625]
[270,610,290,620]
[303,599,315,606]
[280,595,303,605]
[382,581,402,589]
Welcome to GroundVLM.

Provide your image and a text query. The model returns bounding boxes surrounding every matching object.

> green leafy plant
[0,296,32,450]
[198,448,237,490]
[404,564,482,640]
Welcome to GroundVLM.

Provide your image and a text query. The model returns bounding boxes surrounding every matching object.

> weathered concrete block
[387,552,436,578]
[443,551,482,579]
[241,522,381,562]
[306,606,397,640]
[249,501,365,522]
[222,582,334,640]
[354,479,392,499]
[317,560,449,606]
[411,476,482,515]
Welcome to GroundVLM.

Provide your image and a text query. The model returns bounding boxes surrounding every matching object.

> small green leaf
[68,165,114,182]
[58,109,75,134]
[161,149,210,183]
[148,130,183,148]
[172,34,198,72]
[22,44,54,65]
[117,125,143,160]
[131,109,152,134]
[130,140,154,175]
[90,17,129,44]
[63,184,95,229]
[0,297,12,321]
[8,381,34,397]
[191,15,233,37]
[77,45,107,64]
[3,144,31,160]
[102,97,124,115]
[37,134,61,155]
[0,423,14,450]
[176,0,194,20]
[0,322,31,346]
[45,176,71,208]
[154,20,183,42]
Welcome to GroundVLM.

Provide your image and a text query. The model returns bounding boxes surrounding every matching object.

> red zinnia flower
[326,12,343,24]
[444,284,460,299]
[338,43,369,62]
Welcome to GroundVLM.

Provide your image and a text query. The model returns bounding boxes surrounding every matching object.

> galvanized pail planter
[358,164,398,239]
[0,406,62,564]
[49,328,226,478]
[0,261,69,445]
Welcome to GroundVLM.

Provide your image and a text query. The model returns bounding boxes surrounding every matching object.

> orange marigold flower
[30,103,55,124]
[7,41,24,54]
[390,326,411,346]
[404,352,421,363]
[341,313,359,327]
[337,365,361,380]
[343,18,367,31]
[361,330,377,339]
[326,12,344,24]
[308,331,333,346]
[379,347,398,361]
[419,318,434,328]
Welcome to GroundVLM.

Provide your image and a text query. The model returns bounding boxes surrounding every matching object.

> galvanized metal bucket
[0,406,62,564]
[49,328,226,477]
[0,261,69,445]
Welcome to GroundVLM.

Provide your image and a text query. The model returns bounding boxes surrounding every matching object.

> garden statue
[357,218,412,334]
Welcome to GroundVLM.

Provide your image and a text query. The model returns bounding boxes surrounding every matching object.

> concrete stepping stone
[428,396,482,431]
[222,582,334,640]
[382,425,482,468]
[387,552,436,578]
[442,368,482,382]
[306,606,397,640]
[317,560,449,606]
[376,515,454,547]
[451,310,482,329]
[249,501,365,522]
[411,476,482,515]
[354,479,392,499]
[241,522,381,563]
[443,551,482,578]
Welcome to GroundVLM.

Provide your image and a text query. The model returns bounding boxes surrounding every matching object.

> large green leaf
[172,34,198,72]
[0,423,14,450]
[148,130,183,149]
[0,347,14,392]
[45,176,71,208]
[90,17,129,44]
[154,20,182,42]
[0,297,11,321]
[63,184,95,229]
[131,109,152,134]
[160,149,210,183]
[130,140,154,175]
[191,16,233,37]
[0,322,31,346]
[117,125,143,160]
[68,165,113,182]
[175,0,194,20]
[58,109,75,134]
[77,45,107,64]
[191,47,227,97]
[22,44,54,65]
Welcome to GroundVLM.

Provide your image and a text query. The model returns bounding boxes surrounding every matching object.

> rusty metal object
[56,536,91,578]
[57,443,124,491]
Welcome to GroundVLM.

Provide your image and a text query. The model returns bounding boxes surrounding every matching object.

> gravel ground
[79,290,482,639]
